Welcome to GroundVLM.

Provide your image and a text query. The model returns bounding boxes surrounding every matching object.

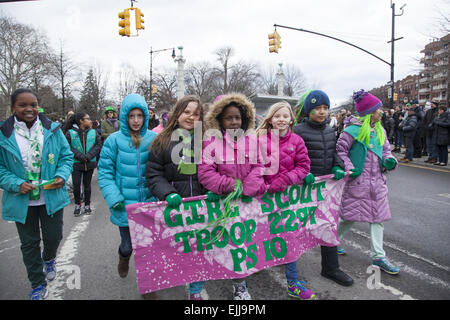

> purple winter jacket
[336,116,397,223]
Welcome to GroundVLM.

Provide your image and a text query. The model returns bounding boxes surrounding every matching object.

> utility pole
[389,1,406,108]
[149,46,176,106]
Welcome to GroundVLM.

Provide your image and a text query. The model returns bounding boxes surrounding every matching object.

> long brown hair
[150,95,205,155]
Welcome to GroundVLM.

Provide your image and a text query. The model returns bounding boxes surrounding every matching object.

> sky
[1,0,448,107]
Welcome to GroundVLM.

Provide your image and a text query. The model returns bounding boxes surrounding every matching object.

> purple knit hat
[352,89,382,116]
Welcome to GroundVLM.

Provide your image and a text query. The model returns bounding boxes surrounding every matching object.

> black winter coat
[431,111,450,146]
[400,114,418,138]
[146,140,206,201]
[423,107,438,137]
[293,119,344,176]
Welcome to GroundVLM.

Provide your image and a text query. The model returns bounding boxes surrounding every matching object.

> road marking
[0,236,19,245]
[0,244,20,254]
[424,197,450,206]
[350,229,449,273]
[397,162,450,173]
[47,213,92,300]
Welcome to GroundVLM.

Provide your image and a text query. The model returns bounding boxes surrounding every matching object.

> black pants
[321,246,339,273]
[72,168,94,206]
[437,145,448,164]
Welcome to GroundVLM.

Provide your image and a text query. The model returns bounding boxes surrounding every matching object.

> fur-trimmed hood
[205,92,256,131]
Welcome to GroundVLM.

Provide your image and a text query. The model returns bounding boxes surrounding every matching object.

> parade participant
[256,101,315,299]
[101,106,119,141]
[146,95,207,300]
[431,105,449,166]
[198,93,266,300]
[293,90,354,287]
[0,88,73,300]
[65,112,102,216]
[97,94,158,285]
[336,89,400,275]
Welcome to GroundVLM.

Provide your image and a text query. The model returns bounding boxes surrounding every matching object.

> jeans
[285,261,298,284]
[337,220,385,260]
[426,136,438,160]
[394,129,403,147]
[15,206,63,289]
[119,226,133,257]
[437,145,448,164]
[404,136,414,160]
[188,281,206,295]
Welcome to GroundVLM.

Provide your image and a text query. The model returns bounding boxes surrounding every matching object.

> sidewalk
[391,146,450,172]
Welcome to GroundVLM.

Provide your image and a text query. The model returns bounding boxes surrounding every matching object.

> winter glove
[112,202,125,211]
[206,191,221,202]
[331,166,345,180]
[383,158,397,170]
[349,167,362,178]
[303,173,315,185]
[268,175,290,193]
[166,193,182,208]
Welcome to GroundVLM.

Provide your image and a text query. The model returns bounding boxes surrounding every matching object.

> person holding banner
[293,90,354,287]
[336,90,400,275]
[256,101,315,299]
[198,92,267,300]
[97,94,158,289]
[146,95,208,300]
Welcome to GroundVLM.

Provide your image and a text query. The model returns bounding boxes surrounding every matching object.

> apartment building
[418,34,449,105]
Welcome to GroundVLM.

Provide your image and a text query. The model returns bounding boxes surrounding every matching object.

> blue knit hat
[303,90,330,115]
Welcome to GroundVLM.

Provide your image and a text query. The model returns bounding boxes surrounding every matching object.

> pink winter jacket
[260,131,310,187]
[336,118,397,223]
[198,132,266,196]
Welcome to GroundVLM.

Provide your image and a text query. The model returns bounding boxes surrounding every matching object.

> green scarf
[14,119,44,199]
[176,128,196,175]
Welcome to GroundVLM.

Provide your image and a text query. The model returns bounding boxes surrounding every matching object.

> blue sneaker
[372,258,400,275]
[29,285,48,300]
[337,247,346,255]
[44,259,57,281]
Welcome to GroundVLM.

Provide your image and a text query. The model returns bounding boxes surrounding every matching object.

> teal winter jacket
[0,114,74,224]
[98,94,157,227]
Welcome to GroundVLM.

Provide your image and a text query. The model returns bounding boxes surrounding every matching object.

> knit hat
[303,90,330,115]
[105,106,115,114]
[352,89,382,116]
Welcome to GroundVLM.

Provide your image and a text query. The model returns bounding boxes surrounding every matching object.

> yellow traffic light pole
[118,1,145,37]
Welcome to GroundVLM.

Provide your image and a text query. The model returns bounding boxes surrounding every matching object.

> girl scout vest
[343,125,383,171]
[69,129,96,163]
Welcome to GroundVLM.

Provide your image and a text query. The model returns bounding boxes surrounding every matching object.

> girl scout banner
[126,174,347,294]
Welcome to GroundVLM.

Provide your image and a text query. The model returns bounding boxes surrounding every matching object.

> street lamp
[149,46,176,106]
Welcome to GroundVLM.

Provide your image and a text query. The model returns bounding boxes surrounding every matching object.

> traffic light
[118,9,130,37]
[393,93,398,101]
[268,30,281,53]
[152,84,157,94]
[135,8,144,30]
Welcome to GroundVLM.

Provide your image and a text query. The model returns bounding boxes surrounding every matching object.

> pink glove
[268,175,290,194]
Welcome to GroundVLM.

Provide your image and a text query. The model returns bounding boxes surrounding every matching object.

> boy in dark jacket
[399,109,418,163]
[293,90,353,287]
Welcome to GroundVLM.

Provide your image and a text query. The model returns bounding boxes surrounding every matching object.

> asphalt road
[1,162,449,301]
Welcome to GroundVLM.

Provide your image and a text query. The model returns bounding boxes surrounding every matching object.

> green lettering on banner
[195,229,213,251]
[263,240,273,261]
[308,206,317,225]
[300,183,312,204]
[211,226,229,248]
[246,243,258,269]
[289,185,300,205]
[261,193,274,213]
[205,200,223,223]
[230,248,246,272]
[281,209,298,232]
[270,237,287,259]
[313,181,326,201]
[275,189,289,209]
[244,219,256,242]
[164,206,184,228]
[268,212,284,235]
[174,231,194,253]
[296,207,308,227]
[184,200,205,226]
[230,222,246,246]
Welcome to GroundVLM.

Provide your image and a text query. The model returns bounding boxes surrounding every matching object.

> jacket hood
[205,92,256,131]
[119,94,149,136]
[343,115,361,127]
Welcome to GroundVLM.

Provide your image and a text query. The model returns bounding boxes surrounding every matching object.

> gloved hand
[166,193,182,208]
[303,173,315,185]
[112,202,125,211]
[241,195,253,203]
[206,191,221,202]
[383,158,396,170]
[268,175,289,193]
[349,167,362,178]
[331,166,345,180]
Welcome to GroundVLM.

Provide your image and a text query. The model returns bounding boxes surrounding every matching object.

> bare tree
[0,15,52,117]
[116,63,138,101]
[214,46,234,93]
[185,62,216,102]
[283,64,308,96]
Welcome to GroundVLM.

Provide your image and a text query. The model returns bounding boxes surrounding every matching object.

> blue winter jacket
[98,94,157,227]
[0,114,73,224]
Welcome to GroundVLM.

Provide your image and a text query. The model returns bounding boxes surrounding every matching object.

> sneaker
[337,247,346,255]
[29,285,48,300]
[84,205,92,215]
[233,281,251,300]
[287,280,316,300]
[43,259,57,281]
[74,204,82,216]
[372,258,400,275]
[190,293,203,300]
